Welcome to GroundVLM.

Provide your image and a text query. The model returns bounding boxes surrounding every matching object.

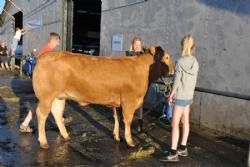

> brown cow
[33,46,173,149]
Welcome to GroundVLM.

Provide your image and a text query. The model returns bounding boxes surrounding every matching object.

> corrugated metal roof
[0,1,11,26]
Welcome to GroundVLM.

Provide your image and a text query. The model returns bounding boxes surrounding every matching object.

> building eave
[0,1,12,27]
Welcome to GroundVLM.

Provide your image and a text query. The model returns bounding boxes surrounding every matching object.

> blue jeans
[174,98,193,107]
[11,38,18,51]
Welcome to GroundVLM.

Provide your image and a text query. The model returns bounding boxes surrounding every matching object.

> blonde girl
[161,34,199,162]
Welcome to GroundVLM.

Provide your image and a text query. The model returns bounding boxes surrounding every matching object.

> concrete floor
[0,70,248,167]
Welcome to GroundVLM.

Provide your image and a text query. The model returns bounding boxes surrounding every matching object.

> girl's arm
[172,63,181,91]
[168,88,176,105]
[168,62,181,105]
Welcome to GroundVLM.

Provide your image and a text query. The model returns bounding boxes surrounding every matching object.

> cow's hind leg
[121,104,137,147]
[36,102,51,149]
[51,98,70,141]
[113,107,120,141]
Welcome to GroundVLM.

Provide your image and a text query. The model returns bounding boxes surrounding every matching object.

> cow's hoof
[113,135,120,142]
[64,136,71,141]
[127,142,136,148]
[40,143,49,149]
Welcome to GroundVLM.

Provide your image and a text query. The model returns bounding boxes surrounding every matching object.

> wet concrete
[0,70,248,167]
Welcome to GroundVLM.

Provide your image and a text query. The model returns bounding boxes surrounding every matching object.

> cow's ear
[154,46,164,60]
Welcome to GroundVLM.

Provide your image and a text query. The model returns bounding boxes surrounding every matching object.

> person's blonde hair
[181,34,195,57]
[130,36,142,51]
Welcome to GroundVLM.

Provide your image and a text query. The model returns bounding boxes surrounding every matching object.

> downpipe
[195,87,250,101]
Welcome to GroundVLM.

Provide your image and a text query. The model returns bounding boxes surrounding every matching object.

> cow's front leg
[113,107,120,141]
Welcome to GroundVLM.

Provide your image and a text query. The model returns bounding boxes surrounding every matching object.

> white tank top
[14,30,22,40]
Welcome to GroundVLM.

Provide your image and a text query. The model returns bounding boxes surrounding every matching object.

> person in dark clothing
[126,36,144,56]
[126,36,145,132]
[0,41,10,70]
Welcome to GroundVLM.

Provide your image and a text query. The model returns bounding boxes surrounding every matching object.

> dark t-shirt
[125,47,146,56]
[125,50,144,56]
[0,46,8,57]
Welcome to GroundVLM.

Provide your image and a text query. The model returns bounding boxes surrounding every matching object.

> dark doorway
[13,11,23,46]
[13,11,23,66]
[66,0,101,56]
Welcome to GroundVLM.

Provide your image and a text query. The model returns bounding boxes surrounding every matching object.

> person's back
[174,56,199,100]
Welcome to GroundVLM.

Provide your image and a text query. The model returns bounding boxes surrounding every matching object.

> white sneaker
[177,148,189,157]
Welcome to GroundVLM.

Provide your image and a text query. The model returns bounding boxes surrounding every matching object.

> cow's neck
[138,53,155,65]
[136,54,161,87]
[141,54,168,87]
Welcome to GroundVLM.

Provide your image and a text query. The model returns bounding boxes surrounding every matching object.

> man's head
[48,32,60,49]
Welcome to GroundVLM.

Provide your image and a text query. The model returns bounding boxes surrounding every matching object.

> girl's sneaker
[177,148,189,157]
[160,151,179,162]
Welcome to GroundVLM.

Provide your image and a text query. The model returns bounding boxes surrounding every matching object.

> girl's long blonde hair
[181,34,195,57]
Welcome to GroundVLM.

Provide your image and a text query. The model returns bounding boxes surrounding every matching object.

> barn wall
[0,0,249,140]
[0,0,63,55]
[100,0,250,140]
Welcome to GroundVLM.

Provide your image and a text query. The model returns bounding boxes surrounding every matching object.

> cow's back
[33,51,150,106]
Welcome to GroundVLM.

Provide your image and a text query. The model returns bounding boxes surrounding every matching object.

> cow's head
[147,46,174,75]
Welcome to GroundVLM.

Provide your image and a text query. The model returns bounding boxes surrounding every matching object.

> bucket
[163,104,173,121]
